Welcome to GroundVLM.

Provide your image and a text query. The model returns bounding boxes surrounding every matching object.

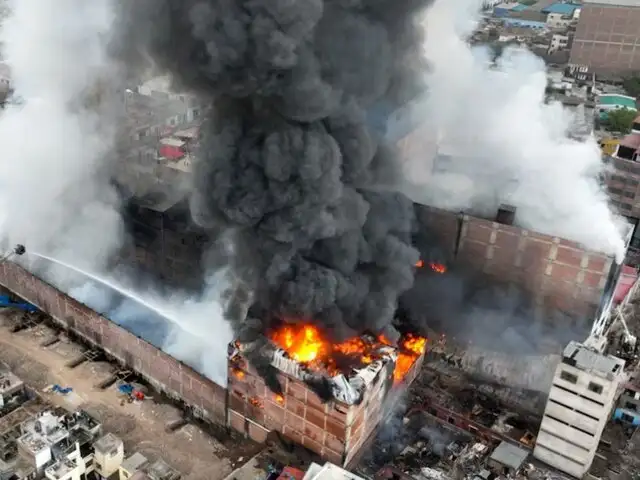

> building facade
[570,0,640,74]
[603,117,640,219]
[533,341,626,478]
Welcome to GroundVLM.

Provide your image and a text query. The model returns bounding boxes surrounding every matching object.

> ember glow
[269,324,426,381]
[430,262,447,274]
[416,259,447,274]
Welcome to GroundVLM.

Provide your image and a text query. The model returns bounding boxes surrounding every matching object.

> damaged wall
[227,346,424,467]
[415,205,617,319]
[0,261,227,422]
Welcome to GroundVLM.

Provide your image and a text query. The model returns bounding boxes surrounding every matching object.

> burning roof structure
[227,325,427,467]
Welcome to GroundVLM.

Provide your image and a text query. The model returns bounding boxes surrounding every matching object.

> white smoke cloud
[405,0,627,260]
[0,0,234,386]
[0,0,123,270]
[68,272,234,386]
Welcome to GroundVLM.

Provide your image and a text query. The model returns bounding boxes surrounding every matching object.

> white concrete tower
[533,341,626,478]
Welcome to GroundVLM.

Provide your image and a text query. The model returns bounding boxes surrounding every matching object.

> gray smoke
[114,0,435,342]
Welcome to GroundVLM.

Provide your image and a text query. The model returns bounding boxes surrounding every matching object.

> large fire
[269,324,426,382]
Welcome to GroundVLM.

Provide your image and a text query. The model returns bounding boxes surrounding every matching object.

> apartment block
[533,341,626,478]
[603,117,640,220]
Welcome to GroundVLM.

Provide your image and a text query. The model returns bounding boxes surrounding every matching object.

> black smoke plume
[114,0,434,350]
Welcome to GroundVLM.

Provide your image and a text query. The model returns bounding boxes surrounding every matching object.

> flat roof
[121,452,148,473]
[542,3,581,14]
[563,341,625,377]
[489,441,529,470]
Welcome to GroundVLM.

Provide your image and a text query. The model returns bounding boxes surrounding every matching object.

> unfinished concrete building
[533,342,626,478]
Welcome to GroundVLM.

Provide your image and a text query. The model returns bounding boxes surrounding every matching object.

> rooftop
[562,341,625,378]
[489,441,529,471]
[619,132,640,150]
[145,458,181,480]
[541,2,581,14]
[122,452,149,473]
[93,433,122,456]
[0,370,23,395]
[303,462,366,480]
[45,457,77,479]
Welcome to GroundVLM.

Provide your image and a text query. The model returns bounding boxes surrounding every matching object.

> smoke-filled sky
[0,0,629,388]
[114,0,437,346]
[405,0,626,260]
[0,0,123,270]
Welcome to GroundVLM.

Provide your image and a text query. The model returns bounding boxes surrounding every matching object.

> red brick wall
[227,352,417,467]
[457,215,615,318]
[571,3,640,74]
[0,262,227,424]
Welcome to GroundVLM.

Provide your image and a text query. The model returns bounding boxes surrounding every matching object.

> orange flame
[429,262,447,274]
[275,394,285,405]
[269,324,426,382]
[393,333,427,382]
[232,368,245,379]
[249,396,263,408]
[415,259,424,268]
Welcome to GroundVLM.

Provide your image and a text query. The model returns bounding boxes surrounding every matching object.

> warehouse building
[570,0,640,75]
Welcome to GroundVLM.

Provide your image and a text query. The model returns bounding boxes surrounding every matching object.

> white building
[13,410,103,480]
[546,12,574,29]
[533,341,626,478]
[549,34,570,53]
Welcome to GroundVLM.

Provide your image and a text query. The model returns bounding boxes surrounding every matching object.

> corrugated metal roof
[542,2,580,14]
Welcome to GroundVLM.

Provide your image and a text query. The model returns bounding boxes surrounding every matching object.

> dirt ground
[0,311,261,480]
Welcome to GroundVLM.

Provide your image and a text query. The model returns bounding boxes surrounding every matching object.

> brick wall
[570,3,640,74]
[227,351,421,467]
[457,215,615,318]
[0,261,227,424]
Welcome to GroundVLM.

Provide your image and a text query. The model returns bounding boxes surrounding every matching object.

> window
[609,187,623,195]
[621,412,634,423]
[624,191,636,199]
[588,382,603,394]
[447,417,455,424]
[560,370,578,384]
[629,179,639,186]
[625,401,638,412]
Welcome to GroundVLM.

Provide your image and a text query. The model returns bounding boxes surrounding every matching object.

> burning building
[227,325,426,467]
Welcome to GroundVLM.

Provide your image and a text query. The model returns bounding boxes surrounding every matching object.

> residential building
[0,368,24,408]
[596,93,637,119]
[92,433,124,479]
[549,33,571,52]
[546,12,576,29]
[570,0,640,74]
[12,410,102,480]
[602,117,640,218]
[613,381,640,426]
[493,2,528,17]
[503,10,549,28]
[599,136,620,155]
[533,341,626,478]
[541,2,582,19]
[501,18,548,28]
